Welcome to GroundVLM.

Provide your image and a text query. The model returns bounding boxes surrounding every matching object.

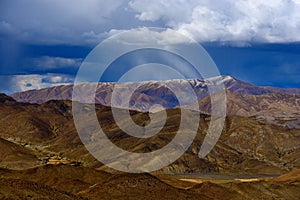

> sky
[0,0,300,94]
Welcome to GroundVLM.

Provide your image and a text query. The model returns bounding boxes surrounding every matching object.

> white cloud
[129,0,300,44]
[41,75,74,84]
[13,74,73,92]
[110,28,194,46]
[129,0,197,26]
[81,29,126,45]
[1,0,299,45]
[33,56,82,69]
[0,74,74,93]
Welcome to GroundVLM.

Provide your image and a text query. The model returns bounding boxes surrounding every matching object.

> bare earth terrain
[1,78,300,199]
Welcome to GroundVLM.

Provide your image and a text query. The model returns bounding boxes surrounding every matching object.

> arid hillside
[0,92,299,199]
[10,77,300,129]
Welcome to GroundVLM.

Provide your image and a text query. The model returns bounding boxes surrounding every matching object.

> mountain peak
[222,75,235,81]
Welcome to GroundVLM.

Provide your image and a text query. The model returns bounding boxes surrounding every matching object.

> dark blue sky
[0,1,299,93]
[204,43,300,88]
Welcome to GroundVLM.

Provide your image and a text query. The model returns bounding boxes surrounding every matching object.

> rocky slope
[10,77,300,129]
[1,93,300,199]
[0,165,299,200]
[1,93,300,174]
[10,76,300,108]
[199,90,300,128]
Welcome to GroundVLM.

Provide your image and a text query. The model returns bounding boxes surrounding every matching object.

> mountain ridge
[10,76,300,105]
[1,85,300,199]
[9,76,300,128]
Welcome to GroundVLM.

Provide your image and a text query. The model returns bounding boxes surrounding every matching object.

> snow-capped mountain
[10,76,300,128]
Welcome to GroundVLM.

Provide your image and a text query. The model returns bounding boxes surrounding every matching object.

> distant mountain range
[1,77,300,199]
[10,76,300,128]
[10,76,300,105]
